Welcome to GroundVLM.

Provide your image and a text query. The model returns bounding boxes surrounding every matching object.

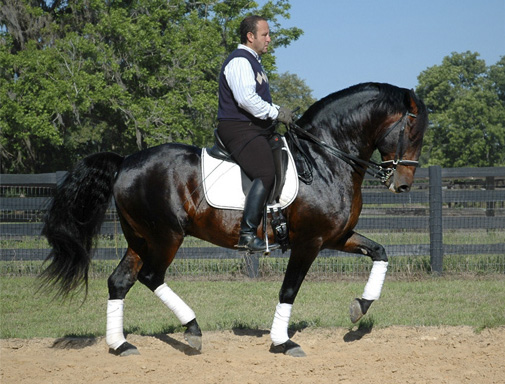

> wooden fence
[1,166,504,276]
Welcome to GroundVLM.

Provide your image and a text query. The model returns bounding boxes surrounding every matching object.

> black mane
[297,82,417,132]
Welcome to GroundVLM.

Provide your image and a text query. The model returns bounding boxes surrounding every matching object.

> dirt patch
[2,326,504,384]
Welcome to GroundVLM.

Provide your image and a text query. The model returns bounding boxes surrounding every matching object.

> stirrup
[236,234,280,253]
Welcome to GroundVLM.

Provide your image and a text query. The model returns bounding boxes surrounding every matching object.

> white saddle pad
[201,137,299,210]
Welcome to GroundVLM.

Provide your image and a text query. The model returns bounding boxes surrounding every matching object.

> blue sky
[262,0,505,100]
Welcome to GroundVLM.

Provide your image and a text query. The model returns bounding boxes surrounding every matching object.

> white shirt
[223,44,279,120]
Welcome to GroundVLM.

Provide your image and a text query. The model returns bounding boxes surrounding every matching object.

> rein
[288,111,418,184]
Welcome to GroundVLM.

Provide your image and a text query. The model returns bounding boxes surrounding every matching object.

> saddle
[204,130,298,251]
[207,129,289,204]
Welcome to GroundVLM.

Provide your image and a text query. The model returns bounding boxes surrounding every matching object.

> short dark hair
[240,15,267,44]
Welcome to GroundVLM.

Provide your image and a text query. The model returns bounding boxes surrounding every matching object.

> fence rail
[1,166,504,277]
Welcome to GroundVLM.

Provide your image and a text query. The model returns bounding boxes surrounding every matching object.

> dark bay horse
[41,82,428,357]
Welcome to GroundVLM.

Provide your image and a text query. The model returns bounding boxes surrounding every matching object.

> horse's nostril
[397,185,411,193]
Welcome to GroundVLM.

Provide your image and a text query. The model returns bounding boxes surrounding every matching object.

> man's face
[248,20,271,56]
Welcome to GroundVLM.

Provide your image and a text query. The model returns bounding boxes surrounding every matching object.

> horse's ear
[405,89,419,115]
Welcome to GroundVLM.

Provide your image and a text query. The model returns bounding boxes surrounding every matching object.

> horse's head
[376,90,428,193]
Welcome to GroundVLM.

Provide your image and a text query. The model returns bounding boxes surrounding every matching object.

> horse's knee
[279,287,297,304]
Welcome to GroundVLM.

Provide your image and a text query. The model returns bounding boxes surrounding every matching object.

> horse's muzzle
[387,171,413,193]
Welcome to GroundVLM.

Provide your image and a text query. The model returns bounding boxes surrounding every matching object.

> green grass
[2,253,504,280]
[365,229,503,245]
[2,229,502,249]
[1,252,504,280]
[0,235,215,250]
[1,276,504,339]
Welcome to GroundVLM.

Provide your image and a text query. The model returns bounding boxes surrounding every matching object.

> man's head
[240,15,271,56]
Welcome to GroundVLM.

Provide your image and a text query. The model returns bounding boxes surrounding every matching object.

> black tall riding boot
[237,179,280,252]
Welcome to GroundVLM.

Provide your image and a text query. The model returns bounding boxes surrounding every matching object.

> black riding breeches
[217,120,275,193]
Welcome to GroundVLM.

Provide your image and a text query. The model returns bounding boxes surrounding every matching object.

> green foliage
[489,56,505,103]
[416,52,505,167]
[270,71,316,120]
[0,0,309,173]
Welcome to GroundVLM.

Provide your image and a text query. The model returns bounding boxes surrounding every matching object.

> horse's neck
[317,122,375,162]
[301,121,376,191]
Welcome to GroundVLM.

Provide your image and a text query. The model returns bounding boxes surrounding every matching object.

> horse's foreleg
[107,248,143,356]
[341,232,388,323]
[270,247,319,357]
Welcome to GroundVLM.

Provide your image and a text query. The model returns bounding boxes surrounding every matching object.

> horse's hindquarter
[114,144,201,236]
[113,144,241,249]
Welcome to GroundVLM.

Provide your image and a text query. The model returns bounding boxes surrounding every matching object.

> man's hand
[276,106,294,125]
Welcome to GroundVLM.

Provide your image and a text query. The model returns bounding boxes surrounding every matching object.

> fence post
[485,176,495,217]
[429,165,443,274]
[55,171,68,186]
[244,252,260,278]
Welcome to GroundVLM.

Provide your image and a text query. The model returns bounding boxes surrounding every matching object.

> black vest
[218,48,272,126]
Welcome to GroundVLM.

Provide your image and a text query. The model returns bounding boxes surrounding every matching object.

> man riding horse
[217,15,293,252]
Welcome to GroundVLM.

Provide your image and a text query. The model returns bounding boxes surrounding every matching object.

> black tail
[40,152,124,297]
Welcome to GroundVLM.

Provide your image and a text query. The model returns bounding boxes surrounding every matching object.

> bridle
[375,111,419,182]
[287,111,418,185]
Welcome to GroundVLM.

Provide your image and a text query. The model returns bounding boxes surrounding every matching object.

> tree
[270,71,316,120]
[0,0,307,173]
[489,56,505,103]
[416,52,505,167]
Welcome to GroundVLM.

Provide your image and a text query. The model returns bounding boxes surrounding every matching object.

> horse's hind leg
[139,273,202,351]
[136,238,202,351]
[107,247,143,356]
[341,231,389,323]
[106,241,201,356]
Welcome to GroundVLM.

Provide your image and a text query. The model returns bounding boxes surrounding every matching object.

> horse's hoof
[184,319,202,351]
[350,298,364,323]
[184,333,202,351]
[109,341,140,356]
[270,340,306,357]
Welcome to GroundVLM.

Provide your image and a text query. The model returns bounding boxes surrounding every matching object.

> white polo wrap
[270,302,293,346]
[154,283,196,325]
[106,299,127,350]
[362,260,389,300]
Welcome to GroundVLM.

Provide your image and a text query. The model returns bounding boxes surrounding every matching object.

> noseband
[287,111,418,185]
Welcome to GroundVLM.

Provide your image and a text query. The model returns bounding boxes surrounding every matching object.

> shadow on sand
[343,317,374,342]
